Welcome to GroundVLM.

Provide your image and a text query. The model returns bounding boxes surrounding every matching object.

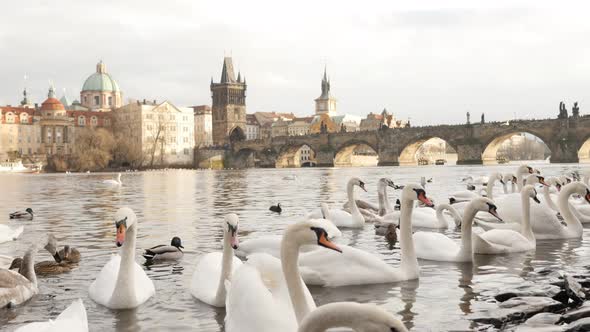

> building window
[91,116,98,126]
[183,126,188,132]
[83,96,87,104]
[146,114,153,120]
[6,112,14,123]
[184,148,189,155]
[170,126,176,132]
[147,124,153,131]
[108,96,113,106]
[78,116,86,126]
[105,119,111,126]
[183,137,188,143]
[169,114,175,121]
[94,96,100,106]
[171,149,177,155]
[20,113,28,123]
[183,116,188,121]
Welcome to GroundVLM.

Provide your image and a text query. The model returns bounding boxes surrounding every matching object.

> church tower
[211,57,247,145]
[314,66,337,116]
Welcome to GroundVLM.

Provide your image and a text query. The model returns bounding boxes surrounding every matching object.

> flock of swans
[1,166,590,332]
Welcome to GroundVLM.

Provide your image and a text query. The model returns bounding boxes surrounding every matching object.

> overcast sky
[1,0,588,125]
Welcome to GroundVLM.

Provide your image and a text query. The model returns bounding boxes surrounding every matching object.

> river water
[0,162,589,331]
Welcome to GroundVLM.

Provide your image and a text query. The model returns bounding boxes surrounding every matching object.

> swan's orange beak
[318,232,342,253]
[488,207,503,222]
[230,234,239,250]
[538,177,549,187]
[116,223,126,247]
[418,192,434,208]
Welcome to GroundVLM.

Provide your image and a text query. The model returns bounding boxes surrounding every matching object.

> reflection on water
[0,163,588,331]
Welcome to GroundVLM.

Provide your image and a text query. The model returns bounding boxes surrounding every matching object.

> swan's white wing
[89,254,119,307]
[190,252,242,307]
[475,230,534,254]
[299,246,397,287]
[413,232,461,262]
[0,225,24,244]
[384,208,443,229]
[15,298,88,332]
[131,261,155,306]
[225,253,314,332]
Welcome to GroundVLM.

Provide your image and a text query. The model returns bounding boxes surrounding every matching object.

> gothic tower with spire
[210,57,247,145]
[314,66,337,116]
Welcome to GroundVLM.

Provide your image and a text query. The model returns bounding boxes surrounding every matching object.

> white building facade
[193,105,213,147]
[115,100,194,166]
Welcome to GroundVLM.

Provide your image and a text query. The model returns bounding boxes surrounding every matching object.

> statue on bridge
[481,113,485,124]
[340,123,347,133]
[320,121,328,134]
[559,101,569,119]
[573,102,580,118]
[466,111,471,125]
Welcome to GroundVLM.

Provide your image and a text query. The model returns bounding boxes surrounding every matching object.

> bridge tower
[314,66,337,116]
[211,57,247,146]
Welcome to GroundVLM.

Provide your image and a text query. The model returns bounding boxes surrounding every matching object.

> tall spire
[48,85,56,99]
[319,66,331,99]
[323,65,328,82]
[20,87,30,106]
[237,71,242,83]
[220,57,236,83]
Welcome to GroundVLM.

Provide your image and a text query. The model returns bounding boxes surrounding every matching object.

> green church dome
[81,61,120,92]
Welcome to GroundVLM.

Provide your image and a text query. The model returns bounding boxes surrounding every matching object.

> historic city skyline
[1,1,589,126]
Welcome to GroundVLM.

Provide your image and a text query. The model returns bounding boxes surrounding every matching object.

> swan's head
[285,219,342,253]
[517,165,534,175]
[350,177,367,192]
[523,174,548,187]
[379,178,396,189]
[502,173,516,183]
[522,185,541,204]
[546,177,562,191]
[171,236,184,249]
[470,197,502,222]
[114,207,137,247]
[491,172,504,184]
[401,184,433,207]
[223,214,240,249]
[559,175,571,186]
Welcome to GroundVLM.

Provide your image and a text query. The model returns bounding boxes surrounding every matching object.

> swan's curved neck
[516,172,525,192]
[214,229,234,303]
[21,249,37,286]
[112,223,137,303]
[377,184,387,216]
[520,193,535,242]
[543,186,559,212]
[347,182,360,217]
[486,176,497,200]
[502,181,508,194]
[281,234,313,324]
[436,203,462,227]
[457,204,475,261]
[383,187,394,215]
[399,197,418,279]
[558,185,583,235]
[511,181,517,193]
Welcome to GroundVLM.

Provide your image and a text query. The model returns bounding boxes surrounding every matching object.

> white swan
[294,184,431,287]
[225,219,342,332]
[89,207,155,309]
[297,302,408,332]
[374,202,460,235]
[103,173,122,185]
[0,245,38,307]
[190,214,243,307]
[0,224,24,244]
[450,173,503,202]
[476,182,590,239]
[515,165,534,192]
[472,185,538,254]
[343,178,396,216]
[15,298,88,332]
[308,178,367,228]
[413,198,499,262]
[502,173,517,194]
[236,203,339,259]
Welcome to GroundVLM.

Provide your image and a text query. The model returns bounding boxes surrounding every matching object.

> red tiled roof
[41,97,65,111]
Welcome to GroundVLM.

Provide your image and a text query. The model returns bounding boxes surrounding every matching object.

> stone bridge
[229,116,590,168]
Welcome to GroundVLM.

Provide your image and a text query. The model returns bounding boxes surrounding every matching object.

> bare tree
[69,128,115,171]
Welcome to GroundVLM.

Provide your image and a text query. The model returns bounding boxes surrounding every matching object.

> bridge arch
[399,136,458,166]
[334,140,379,167]
[276,143,317,168]
[233,148,258,168]
[229,126,246,143]
[578,134,590,163]
[481,130,551,165]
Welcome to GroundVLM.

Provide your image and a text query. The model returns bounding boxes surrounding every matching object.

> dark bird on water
[9,208,34,220]
[143,236,184,261]
[269,203,282,214]
[385,223,397,245]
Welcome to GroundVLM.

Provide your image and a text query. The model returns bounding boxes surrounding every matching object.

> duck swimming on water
[143,237,184,261]
[9,208,33,220]
[269,203,282,214]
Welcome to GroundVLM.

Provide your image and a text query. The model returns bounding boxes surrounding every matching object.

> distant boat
[0,160,42,173]
[435,159,446,165]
